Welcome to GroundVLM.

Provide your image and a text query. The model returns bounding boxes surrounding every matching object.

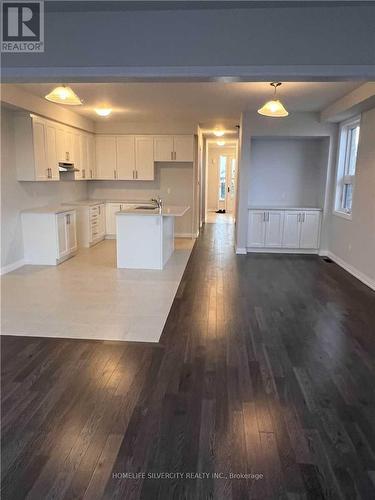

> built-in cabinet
[22,208,78,265]
[15,114,96,182]
[247,208,321,251]
[154,135,194,162]
[106,202,134,236]
[65,202,106,247]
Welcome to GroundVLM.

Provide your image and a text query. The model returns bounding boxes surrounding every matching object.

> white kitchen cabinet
[116,136,136,180]
[87,134,96,179]
[106,203,122,236]
[248,208,321,252]
[154,136,174,161]
[300,211,321,249]
[22,208,77,265]
[64,201,105,247]
[154,135,194,162]
[174,135,194,162]
[247,211,266,247]
[15,115,61,182]
[282,212,301,248]
[247,210,284,248]
[135,136,154,180]
[95,136,117,179]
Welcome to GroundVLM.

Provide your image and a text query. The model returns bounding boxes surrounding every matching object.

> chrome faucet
[151,196,163,211]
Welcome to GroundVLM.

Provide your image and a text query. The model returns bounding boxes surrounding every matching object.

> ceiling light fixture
[95,108,112,117]
[213,129,225,137]
[257,82,289,118]
[217,140,226,146]
[45,85,83,105]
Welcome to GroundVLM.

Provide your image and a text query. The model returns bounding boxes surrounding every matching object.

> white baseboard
[246,248,318,255]
[175,232,197,239]
[236,247,247,255]
[319,250,375,291]
[0,259,26,276]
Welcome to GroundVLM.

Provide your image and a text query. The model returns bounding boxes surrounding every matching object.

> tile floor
[1,238,194,343]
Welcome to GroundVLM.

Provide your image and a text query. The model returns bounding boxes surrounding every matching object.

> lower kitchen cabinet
[247,208,321,252]
[22,208,78,265]
[105,202,132,236]
[65,202,106,247]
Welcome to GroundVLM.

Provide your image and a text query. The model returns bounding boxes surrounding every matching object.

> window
[334,116,360,218]
[219,156,226,201]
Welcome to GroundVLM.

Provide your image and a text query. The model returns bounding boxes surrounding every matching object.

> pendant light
[45,85,83,105]
[257,82,289,118]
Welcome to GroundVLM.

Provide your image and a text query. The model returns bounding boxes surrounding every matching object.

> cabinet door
[45,123,59,180]
[116,136,136,180]
[173,135,194,162]
[282,212,301,248]
[265,211,284,247]
[65,130,74,162]
[300,211,321,249]
[106,203,120,235]
[56,213,69,259]
[135,136,154,180]
[32,119,48,180]
[87,134,96,179]
[55,126,67,163]
[66,211,77,252]
[78,134,88,180]
[247,211,266,247]
[95,136,117,179]
[98,204,106,237]
[154,136,174,162]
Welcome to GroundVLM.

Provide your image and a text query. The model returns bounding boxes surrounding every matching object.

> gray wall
[248,138,327,208]
[88,163,194,237]
[325,107,375,283]
[3,4,375,79]
[1,107,88,269]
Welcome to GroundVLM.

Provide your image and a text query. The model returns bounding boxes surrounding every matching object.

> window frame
[333,115,361,220]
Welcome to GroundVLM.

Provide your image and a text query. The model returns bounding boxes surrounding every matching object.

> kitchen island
[116,205,190,269]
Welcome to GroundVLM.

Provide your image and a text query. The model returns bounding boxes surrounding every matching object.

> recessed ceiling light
[45,85,82,105]
[257,82,289,118]
[213,129,225,137]
[217,140,226,146]
[95,108,112,117]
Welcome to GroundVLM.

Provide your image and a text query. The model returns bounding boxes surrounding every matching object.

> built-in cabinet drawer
[247,209,321,251]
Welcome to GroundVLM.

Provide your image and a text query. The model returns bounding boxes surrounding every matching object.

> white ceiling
[17,81,361,124]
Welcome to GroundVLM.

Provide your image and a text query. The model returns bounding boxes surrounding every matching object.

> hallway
[2,224,375,499]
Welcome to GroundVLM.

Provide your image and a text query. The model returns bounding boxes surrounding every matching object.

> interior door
[173,135,194,162]
[282,212,301,248]
[154,136,174,162]
[95,136,117,179]
[135,136,154,180]
[116,136,136,180]
[225,156,237,213]
[247,211,266,247]
[300,211,320,249]
[265,211,284,247]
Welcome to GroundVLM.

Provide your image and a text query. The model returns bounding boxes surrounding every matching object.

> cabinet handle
[171,151,173,160]
[302,213,305,222]
[120,204,123,210]
[174,151,177,160]
[66,214,70,225]
[298,213,301,223]
[82,169,86,179]
[114,170,117,179]
[263,212,266,222]
[133,170,135,179]
[136,170,138,179]
[267,212,270,221]
[90,169,93,178]
[98,205,101,215]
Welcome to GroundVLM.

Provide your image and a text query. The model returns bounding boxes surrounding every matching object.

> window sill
[333,210,352,221]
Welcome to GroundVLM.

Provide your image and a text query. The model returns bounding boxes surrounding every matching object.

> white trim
[236,247,247,255]
[319,250,375,291]
[333,210,352,221]
[0,259,26,275]
[246,248,318,255]
[175,232,197,239]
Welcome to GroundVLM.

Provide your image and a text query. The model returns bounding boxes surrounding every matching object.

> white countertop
[116,205,190,217]
[248,206,323,211]
[62,200,106,207]
[22,205,77,214]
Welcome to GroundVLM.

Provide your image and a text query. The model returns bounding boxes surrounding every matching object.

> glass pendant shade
[45,86,82,105]
[257,99,289,117]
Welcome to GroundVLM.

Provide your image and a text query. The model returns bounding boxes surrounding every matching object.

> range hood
[59,162,80,173]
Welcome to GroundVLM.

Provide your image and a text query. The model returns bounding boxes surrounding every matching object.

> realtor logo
[1,0,44,52]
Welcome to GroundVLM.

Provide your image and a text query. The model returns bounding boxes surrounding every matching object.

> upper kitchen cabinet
[15,114,59,181]
[95,135,117,180]
[154,135,194,162]
[135,136,154,180]
[116,136,136,180]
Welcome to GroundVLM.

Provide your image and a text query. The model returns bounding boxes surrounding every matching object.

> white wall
[325,107,375,286]
[88,164,195,237]
[248,138,327,208]
[1,107,88,270]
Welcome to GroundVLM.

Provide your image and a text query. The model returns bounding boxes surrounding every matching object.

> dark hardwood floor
[2,223,375,499]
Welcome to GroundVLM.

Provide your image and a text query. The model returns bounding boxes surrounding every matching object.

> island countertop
[116,205,190,217]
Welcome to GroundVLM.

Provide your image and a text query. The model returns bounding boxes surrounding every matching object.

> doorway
[205,140,237,224]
